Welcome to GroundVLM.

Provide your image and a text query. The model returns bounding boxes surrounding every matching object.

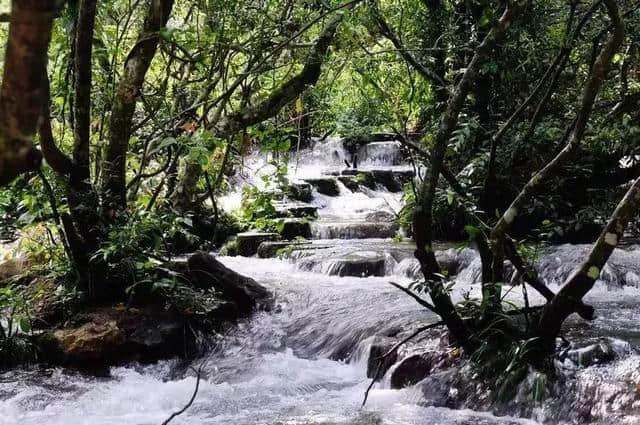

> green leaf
[19,317,31,333]
[464,225,481,238]
[447,191,455,205]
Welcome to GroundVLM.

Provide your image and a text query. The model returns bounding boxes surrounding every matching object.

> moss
[219,238,239,256]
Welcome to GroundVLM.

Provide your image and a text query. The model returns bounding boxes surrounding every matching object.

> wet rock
[371,170,403,192]
[274,202,318,218]
[340,169,360,176]
[324,251,387,277]
[311,222,398,239]
[37,306,190,370]
[390,354,432,389]
[236,232,280,257]
[127,319,184,358]
[566,338,631,367]
[365,211,396,222]
[303,177,340,196]
[188,251,271,312]
[50,320,127,364]
[36,253,271,370]
[336,172,380,192]
[278,219,312,240]
[287,182,313,203]
[367,336,398,379]
[219,238,239,256]
[257,240,312,258]
[278,218,312,240]
[394,169,415,184]
[337,176,360,191]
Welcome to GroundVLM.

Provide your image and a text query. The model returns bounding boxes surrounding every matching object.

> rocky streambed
[4,137,640,424]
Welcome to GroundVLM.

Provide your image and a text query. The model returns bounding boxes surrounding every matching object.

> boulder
[365,211,396,222]
[39,306,189,369]
[339,171,377,190]
[303,178,340,196]
[337,176,360,192]
[340,169,360,176]
[287,182,313,203]
[188,251,271,312]
[394,169,415,185]
[278,218,312,240]
[51,320,127,364]
[236,232,280,256]
[324,252,387,277]
[390,354,432,389]
[219,238,239,256]
[566,338,631,367]
[371,170,403,192]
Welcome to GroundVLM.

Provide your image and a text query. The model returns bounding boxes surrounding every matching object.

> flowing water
[2,138,640,425]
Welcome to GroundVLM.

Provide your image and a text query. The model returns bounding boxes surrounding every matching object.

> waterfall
[4,137,640,425]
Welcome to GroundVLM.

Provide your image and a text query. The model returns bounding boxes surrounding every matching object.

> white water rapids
[1,257,542,425]
[3,137,640,424]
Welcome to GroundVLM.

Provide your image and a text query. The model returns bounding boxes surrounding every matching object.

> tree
[0,0,58,186]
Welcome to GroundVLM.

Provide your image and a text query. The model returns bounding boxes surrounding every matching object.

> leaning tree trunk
[411,0,529,349]
[487,0,624,311]
[0,0,58,186]
[101,0,174,218]
[537,176,640,355]
[170,15,343,211]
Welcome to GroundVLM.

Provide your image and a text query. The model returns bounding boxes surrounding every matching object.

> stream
[2,138,640,424]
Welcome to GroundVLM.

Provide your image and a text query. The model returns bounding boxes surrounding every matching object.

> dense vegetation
[0,0,640,394]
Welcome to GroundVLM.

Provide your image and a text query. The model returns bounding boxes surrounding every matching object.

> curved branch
[39,73,73,176]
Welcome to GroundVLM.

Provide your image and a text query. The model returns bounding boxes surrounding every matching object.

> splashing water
[4,137,640,424]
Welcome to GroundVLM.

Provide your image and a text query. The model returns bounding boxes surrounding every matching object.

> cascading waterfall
[3,136,640,425]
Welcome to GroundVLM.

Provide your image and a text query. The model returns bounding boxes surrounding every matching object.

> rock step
[302,177,340,196]
[236,232,280,257]
[297,251,389,277]
[277,218,312,240]
[257,240,313,258]
[311,221,398,239]
[272,201,318,218]
[323,169,414,193]
[286,182,313,203]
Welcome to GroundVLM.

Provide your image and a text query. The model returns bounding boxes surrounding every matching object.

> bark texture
[171,16,342,210]
[487,0,624,308]
[0,0,58,185]
[101,0,175,214]
[411,0,529,348]
[537,176,640,353]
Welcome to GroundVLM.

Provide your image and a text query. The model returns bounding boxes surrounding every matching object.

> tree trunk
[171,16,342,210]
[487,0,624,310]
[0,0,58,186]
[411,0,529,347]
[101,0,175,216]
[537,176,640,356]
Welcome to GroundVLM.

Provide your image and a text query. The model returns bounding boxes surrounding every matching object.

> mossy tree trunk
[487,0,624,311]
[101,0,175,218]
[410,0,529,349]
[0,0,59,186]
[170,15,343,212]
